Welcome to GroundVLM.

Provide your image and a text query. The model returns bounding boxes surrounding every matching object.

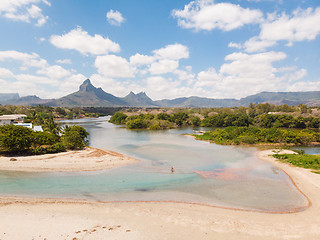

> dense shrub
[61,125,89,150]
[195,126,320,145]
[109,112,128,124]
[0,125,33,152]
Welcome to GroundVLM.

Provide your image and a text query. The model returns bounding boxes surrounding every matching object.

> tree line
[194,126,320,146]
[109,104,320,130]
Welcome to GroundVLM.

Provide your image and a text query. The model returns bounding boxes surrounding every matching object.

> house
[0,114,27,125]
[14,123,33,129]
[13,122,43,132]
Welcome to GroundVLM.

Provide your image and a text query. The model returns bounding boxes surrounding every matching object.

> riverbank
[0,147,140,172]
[0,149,320,239]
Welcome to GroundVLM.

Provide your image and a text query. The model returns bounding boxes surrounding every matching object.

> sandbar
[0,149,320,239]
[0,147,140,172]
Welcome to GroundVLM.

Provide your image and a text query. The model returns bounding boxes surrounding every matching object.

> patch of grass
[273,153,320,171]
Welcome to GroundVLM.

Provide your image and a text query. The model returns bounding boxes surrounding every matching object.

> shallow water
[0,117,309,212]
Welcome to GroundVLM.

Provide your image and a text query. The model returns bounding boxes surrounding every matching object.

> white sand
[0,147,139,172]
[0,149,320,239]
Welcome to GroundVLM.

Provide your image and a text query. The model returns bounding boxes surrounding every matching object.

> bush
[109,112,128,125]
[0,125,33,153]
[62,125,89,150]
[32,131,59,146]
[126,119,148,129]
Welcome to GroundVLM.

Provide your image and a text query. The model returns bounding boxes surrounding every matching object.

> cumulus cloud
[36,65,71,79]
[240,7,320,52]
[0,50,86,98]
[260,7,320,43]
[149,59,179,75]
[0,0,50,26]
[50,27,120,55]
[106,9,125,26]
[130,53,154,66]
[56,59,72,64]
[95,55,136,78]
[0,68,15,79]
[196,67,220,87]
[153,44,189,60]
[172,0,263,31]
[192,51,307,98]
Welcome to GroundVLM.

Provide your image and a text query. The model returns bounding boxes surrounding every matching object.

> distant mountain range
[1,79,320,107]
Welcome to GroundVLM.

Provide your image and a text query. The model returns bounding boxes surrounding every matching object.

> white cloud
[174,69,195,82]
[149,59,179,75]
[193,51,301,98]
[56,59,72,64]
[196,67,220,87]
[0,50,38,62]
[242,37,277,53]
[0,0,50,26]
[0,50,87,98]
[0,68,15,79]
[50,27,120,55]
[172,0,263,31]
[106,9,125,26]
[228,42,242,49]
[286,80,320,92]
[260,8,320,44]
[36,65,71,79]
[95,55,135,78]
[130,53,154,66]
[153,44,189,60]
[242,7,320,52]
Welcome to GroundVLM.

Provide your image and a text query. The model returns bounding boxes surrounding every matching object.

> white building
[0,114,27,125]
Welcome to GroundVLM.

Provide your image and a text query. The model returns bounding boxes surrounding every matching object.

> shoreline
[0,149,320,239]
[0,147,140,172]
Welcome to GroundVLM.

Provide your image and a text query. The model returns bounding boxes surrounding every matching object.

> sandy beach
[0,147,140,172]
[0,149,320,239]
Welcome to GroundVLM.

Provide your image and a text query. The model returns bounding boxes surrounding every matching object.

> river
[0,117,310,212]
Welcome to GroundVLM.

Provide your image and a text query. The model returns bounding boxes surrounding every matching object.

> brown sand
[0,149,320,239]
[0,147,140,172]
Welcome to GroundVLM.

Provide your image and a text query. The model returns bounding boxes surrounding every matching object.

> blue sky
[0,0,319,100]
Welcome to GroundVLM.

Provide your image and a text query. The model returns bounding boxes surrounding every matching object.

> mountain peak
[79,79,95,92]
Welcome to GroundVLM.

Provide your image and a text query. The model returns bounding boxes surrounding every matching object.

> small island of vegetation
[273,151,320,174]
[109,103,320,147]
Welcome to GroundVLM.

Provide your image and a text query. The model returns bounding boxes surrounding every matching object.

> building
[14,123,33,129]
[0,114,27,125]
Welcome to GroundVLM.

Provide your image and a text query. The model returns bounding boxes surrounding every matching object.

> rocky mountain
[1,79,320,107]
[122,91,157,107]
[47,79,128,107]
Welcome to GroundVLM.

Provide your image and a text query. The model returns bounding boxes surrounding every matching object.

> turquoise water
[0,117,310,212]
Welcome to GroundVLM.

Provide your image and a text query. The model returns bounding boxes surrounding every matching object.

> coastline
[0,147,140,172]
[0,149,320,239]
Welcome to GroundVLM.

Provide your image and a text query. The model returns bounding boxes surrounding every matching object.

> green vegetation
[273,152,320,173]
[194,126,320,145]
[109,112,197,129]
[109,103,320,131]
[0,124,89,155]
[61,125,89,150]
